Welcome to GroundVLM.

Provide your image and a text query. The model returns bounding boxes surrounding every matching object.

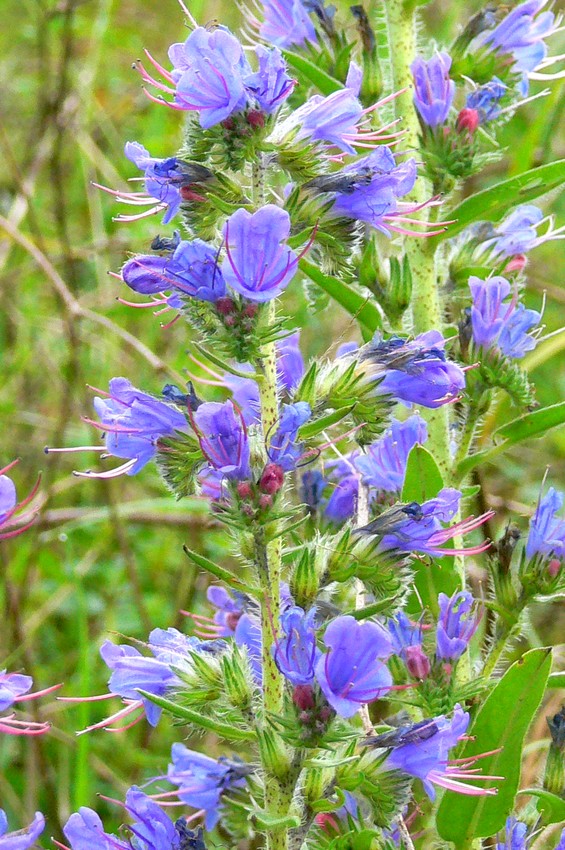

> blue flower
[91,378,188,476]
[323,459,359,524]
[222,206,300,302]
[387,612,423,659]
[0,670,33,712]
[495,817,528,850]
[466,78,507,123]
[235,613,263,684]
[300,470,327,514]
[554,829,565,850]
[435,591,480,661]
[167,745,249,829]
[100,640,181,727]
[63,807,128,850]
[124,142,186,224]
[193,401,250,480]
[469,276,541,359]
[0,810,45,850]
[245,46,295,113]
[268,402,311,471]
[207,586,245,636]
[125,787,182,850]
[258,0,317,48]
[526,486,565,563]
[411,53,455,127]
[363,332,466,409]
[277,331,305,393]
[274,606,320,685]
[354,416,428,493]
[479,204,544,257]
[315,616,392,718]
[383,705,484,799]
[331,147,418,234]
[169,27,250,128]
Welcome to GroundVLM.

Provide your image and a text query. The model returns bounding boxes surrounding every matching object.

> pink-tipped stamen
[76,699,144,735]
[16,682,62,702]
[73,459,138,479]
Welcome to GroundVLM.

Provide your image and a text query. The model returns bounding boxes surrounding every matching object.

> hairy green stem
[384,0,450,476]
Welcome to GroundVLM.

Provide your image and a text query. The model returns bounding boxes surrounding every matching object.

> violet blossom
[244,46,296,114]
[274,606,320,685]
[0,669,58,737]
[193,400,250,480]
[258,0,317,48]
[314,616,393,718]
[469,276,541,359]
[0,460,40,541]
[435,591,480,661]
[525,486,565,565]
[268,402,311,471]
[495,817,528,850]
[411,53,455,127]
[354,416,428,494]
[0,810,45,850]
[466,78,507,123]
[477,204,565,259]
[235,613,263,684]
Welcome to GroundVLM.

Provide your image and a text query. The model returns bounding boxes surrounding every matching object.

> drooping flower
[359,332,466,409]
[435,591,480,661]
[0,460,41,541]
[314,616,393,718]
[358,488,493,558]
[525,486,565,564]
[377,704,499,798]
[244,46,296,114]
[0,810,45,850]
[354,416,428,494]
[329,147,419,235]
[477,204,565,259]
[257,0,317,48]
[274,606,320,685]
[411,53,455,127]
[63,806,129,850]
[193,401,250,480]
[122,240,227,305]
[268,402,311,471]
[466,78,507,123]
[222,206,300,303]
[58,378,188,478]
[495,817,528,850]
[469,276,541,359]
[167,745,250,829]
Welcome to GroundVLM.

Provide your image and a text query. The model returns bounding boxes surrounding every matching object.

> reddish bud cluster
[456,108,480,135]
[259,463,285,495]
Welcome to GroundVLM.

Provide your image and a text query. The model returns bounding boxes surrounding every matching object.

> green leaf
[548,671,565,688]
[299,260,381,335]
[281,50,343,95]
[446,160,565,237]
[299,405,356,439]
[517,789,565,825]
[436,648,552,848]
[182,545,256,594]
[136,691,256,741]
[402,447,458,615]
[455,402,565,480]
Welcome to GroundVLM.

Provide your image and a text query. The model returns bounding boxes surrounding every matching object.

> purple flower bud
[100,641,180,727]
[222,206,299,302]
[364,331,466,408]
[169,27,250,128]
[526,486,565,563]
[167,745,249,829]
[63,807,128,850]
[496,817,528,850]
[436,591,480,661]
[0,810,45,850]
[405,645,431,680]
[245,46,295,113]
[122,255,171,295]
[411,53,455,127]
[330,147,418,233]
[469,276,541,359]
[466,78,507,123]
[259,0,317,48]
[355,416,428,493]
[268,402,311,471]
[314,616,393,717]
[193,400,250,480]
[274,606,320,685]
[324,466,359,525]
[92,378,188,475]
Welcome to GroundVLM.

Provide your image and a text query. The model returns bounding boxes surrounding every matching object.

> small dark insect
[363,718,439,749]
[151,230,182,252]
[162,381,203,411]
[175,821,207,850]
[304,170,375,196]
[355,502,424,536]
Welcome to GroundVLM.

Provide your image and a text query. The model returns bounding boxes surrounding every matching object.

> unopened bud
[456,108,480,135]
[236,481,253,500]
[259,463,285,495]
[222,117,235,131]
[548,558,562,578]
[293,684,315,711]
[224,315,237,328]
[544,706,565,795]
[242,303,258,318]
[258,494,273,511]
[405,645,431,680]
[247,110,265,128]
[216,297,237,315]
[504,254,527,273]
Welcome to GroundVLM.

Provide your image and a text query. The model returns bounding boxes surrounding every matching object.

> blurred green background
[1,0,564,837]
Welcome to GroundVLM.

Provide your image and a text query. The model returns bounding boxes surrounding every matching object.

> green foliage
[436,648,552,846]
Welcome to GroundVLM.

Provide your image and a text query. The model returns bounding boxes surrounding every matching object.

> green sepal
[182,545,258,594]
[136,691,256,741]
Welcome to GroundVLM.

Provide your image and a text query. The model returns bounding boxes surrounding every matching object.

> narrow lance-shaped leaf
[299,259,382,335]
[436,648,552,847]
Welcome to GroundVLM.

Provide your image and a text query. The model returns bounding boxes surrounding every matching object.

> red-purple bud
[222,117,235,131]
[258,494,273,511]
[226,611,242,631]
[504,254,527,273]
[224,315,237,328]
[259,463,285,495]
[216,297,237,315]
[548,558,562,578]
[247,109,266,128]
[405,645,431,680]
[292,684,315,711]
[456,108,480,135]
[236,481,253,500]
[242,303,259,318]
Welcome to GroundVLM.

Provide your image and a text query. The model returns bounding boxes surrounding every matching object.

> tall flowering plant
[7,0,565,848]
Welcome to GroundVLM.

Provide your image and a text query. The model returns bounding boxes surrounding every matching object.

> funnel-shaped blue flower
[274,606,320,685]
[193,401,250,480]
[355,416,428,493]
[436,591,480,661]
[411,53,455,127]
[0,810,45,850]
[469,276,540,359]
